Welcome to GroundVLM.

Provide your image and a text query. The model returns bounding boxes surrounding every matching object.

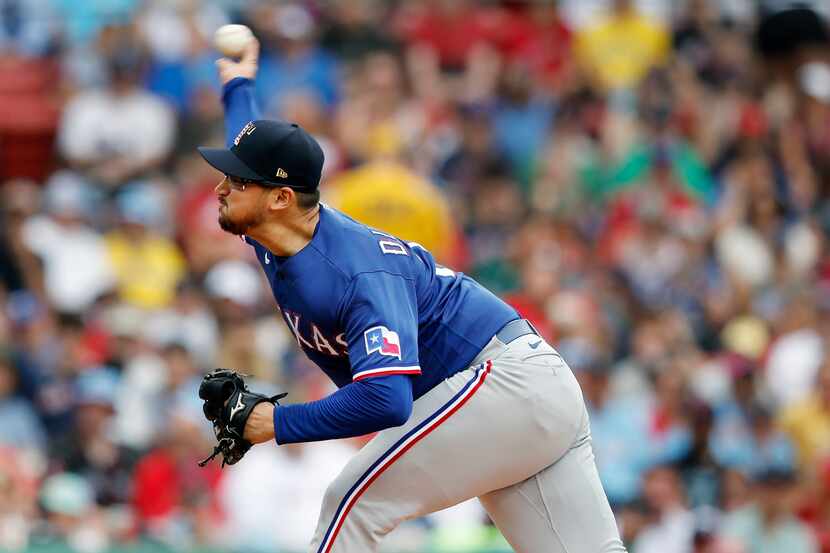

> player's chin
[218,212,248,236]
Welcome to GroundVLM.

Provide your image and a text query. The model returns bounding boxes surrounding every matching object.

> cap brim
[197,147,264,181]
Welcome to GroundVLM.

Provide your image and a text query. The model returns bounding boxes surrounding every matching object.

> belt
[495,319,538,344]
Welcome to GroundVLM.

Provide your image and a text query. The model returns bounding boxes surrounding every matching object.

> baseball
[213,24,254,58]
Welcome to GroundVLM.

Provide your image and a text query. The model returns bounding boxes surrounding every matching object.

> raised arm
[217,38,263,148]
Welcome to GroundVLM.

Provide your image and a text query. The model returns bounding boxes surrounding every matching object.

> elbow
[382,397,412,428]
[357,376,414,429]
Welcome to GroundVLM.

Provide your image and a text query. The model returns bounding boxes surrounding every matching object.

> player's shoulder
[315,205,417,279]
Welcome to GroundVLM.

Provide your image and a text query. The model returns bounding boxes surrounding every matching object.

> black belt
[495,319,538,344]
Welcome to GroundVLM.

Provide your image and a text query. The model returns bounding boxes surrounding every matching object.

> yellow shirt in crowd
[779,395,830,472]
[105,232,186,310]
[575,10,669,90]
[326,160,454,262]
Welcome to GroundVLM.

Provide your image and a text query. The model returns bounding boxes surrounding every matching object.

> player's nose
[215,176,230,196]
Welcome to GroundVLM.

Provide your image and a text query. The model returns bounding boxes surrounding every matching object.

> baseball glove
[197,368,287,468]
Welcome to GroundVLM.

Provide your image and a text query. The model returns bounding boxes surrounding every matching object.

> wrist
[244,402,275,444]
[222,76,253,102]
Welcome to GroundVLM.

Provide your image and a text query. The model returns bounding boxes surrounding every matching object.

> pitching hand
[216,37,259,86]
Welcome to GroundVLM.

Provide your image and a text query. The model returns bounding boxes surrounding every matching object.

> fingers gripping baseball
[216,38,260,85]
[197,368,286,467]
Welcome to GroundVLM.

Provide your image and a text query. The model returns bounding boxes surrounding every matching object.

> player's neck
[248,205,320,257]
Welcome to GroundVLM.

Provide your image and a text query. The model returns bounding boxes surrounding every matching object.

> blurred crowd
[1,0,830,552]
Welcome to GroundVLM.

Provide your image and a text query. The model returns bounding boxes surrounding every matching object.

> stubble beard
[218,204,262,236]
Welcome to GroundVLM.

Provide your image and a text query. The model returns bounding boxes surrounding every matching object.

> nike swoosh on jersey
[528,340,542,349]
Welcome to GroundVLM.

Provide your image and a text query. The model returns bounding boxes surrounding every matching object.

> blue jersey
[246,206,518,400]
[218,77,518,443]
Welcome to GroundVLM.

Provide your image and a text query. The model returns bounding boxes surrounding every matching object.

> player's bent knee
[320,462,372,518]
[318,464,399,530]
[321,473,352,512]
[313,476,395,553]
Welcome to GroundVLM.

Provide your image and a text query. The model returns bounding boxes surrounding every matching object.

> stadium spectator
[0,447,39,551]
[254,3,341,114]
[780,361,830,474]
[393,0,501,73]
[131,410,221,548]
[575,0,670,91]
[37,472,111,553]
[143,284,221,367]
[571,341,650,506]
[328,159,456,263]
[500,1,573,89]
[718,468,819,553]
[319,0,398,64]
[632,466,695,553]
[711,355,797,476]
[19,172,114,315]
[57,37,175,189]
[217,441,355,552]
[50,368,137,508]
[0,351,46,455]
[104,184,186,310]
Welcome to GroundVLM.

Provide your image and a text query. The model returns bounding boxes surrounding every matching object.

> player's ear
[265,187,294,212]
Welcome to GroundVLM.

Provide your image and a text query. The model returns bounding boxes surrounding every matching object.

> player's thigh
[479,433,627,553]
[315,354,580,530]
[316,365,493,526]
[310,369,497,553]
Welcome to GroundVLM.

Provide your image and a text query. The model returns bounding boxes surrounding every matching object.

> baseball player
[196,40,627,553]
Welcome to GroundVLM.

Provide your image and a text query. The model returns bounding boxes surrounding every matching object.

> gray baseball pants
[308,333,627,553]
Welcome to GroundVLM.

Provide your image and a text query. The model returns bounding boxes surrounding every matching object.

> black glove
[197,368,287,468]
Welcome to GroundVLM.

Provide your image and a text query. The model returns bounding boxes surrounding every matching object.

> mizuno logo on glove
[230,395,246,419]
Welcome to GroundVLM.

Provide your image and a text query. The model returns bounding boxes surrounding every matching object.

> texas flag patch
[364,326,401,359]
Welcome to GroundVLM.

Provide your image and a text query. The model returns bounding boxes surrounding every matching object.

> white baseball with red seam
[213,24,254,58]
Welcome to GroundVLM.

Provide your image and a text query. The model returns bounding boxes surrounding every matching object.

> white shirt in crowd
[58,88,175,166]
[22,215,115,314]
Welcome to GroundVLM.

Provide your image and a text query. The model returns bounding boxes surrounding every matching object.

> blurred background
[1,0,830,552]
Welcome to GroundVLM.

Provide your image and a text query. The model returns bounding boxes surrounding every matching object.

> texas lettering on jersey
[281,309,404,362]
[281,308,348,357]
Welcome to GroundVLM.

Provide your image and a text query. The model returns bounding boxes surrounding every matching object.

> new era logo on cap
[275,168,288,178]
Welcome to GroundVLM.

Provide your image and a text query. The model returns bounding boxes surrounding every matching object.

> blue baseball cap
[198,120,324,192]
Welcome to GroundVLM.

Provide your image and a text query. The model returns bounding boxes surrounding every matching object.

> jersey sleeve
[339,272,421,382]
[222,77,262,148]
